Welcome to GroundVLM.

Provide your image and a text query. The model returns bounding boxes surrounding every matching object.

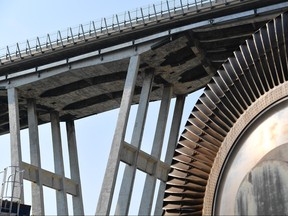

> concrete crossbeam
[120,142,170,182]
[21,162,78,196]
[2,41,155,88]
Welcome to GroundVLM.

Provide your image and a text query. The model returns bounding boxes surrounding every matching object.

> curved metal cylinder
[163,11,288,215]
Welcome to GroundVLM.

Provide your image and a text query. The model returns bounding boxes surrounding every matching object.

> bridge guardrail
[0,0,228,65]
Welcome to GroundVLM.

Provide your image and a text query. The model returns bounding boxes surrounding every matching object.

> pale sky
[0,1,202,215]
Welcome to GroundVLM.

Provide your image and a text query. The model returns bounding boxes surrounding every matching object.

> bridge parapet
[1,0,275,75]
[0,0,221,64]
[0,0,218,64]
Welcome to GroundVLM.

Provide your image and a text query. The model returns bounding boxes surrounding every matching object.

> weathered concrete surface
[236,160,288,215]
[0,1,285,135]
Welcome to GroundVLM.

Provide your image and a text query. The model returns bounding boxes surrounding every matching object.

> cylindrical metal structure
[163,11,288,215]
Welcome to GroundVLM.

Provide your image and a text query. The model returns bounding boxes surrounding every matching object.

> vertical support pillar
[138,85,173,215]
[154,95,186,215]
[115,70,154,215]
[96,55,140,215]
[66,120,84,215]
[50,111,68,215]
[7,87,24,202]
[27,99,45,215]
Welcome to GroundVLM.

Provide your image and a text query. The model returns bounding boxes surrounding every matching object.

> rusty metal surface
[163,11,288,215]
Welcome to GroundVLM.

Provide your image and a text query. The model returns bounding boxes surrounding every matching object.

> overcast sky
[0,1,203,215]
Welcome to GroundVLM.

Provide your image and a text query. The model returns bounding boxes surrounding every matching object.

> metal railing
[0,166,24,215]
[0,0,228,64]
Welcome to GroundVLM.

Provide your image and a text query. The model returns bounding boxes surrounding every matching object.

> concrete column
[115,70,154,215]
[27,99,45,215]
[154,95,186,215]
[50,111,68,215]
[138,85,173,215]
[96,55,140,215]
[7,87,24,203]
[66,120,84,215]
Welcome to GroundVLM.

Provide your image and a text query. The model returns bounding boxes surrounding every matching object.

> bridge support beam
[120,142,170,181]
[50,111,68,215]
[7,87,24,203]
[115,70,154,215]
[96,55,140,215]
[66,120,85,215]
[27,99,45,215]
[22,161,79,195]
[138,85,173,215]
[154,95,186,215]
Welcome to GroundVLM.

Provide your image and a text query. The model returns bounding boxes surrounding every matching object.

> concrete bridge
[0,0,287,215]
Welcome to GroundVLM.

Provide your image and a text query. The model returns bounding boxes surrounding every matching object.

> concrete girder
[50,111,68,215]
[7,87,24,203]
[96,55,140,215]
[138,85,173,215]
[66,121,85,215]
[115,70,154,215]
[27,99,45,215]
[154,95,186,215]
[21,162,78,196]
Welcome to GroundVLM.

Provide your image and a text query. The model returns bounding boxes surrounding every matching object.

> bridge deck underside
[0,8,284,135]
